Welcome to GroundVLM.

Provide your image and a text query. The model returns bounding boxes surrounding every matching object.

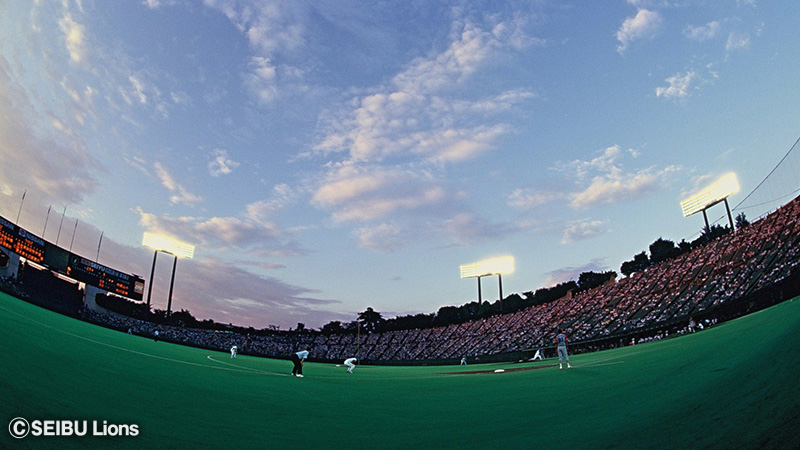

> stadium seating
[33,195,800,363]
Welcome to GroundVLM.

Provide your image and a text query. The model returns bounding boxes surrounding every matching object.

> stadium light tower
[142,232,195,320]
[460,256,515,312]
[680,172,740,232]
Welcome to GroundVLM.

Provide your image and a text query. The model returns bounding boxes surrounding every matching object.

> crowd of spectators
[0,273,27,299]
[8,196,800,363]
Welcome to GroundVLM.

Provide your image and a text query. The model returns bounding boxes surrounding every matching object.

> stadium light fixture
[142,232,196,321]
[142,232,195,259]
[680,172,740,218]
[680,172,740,232]
[460,256,515,312]
[460,255,515,279]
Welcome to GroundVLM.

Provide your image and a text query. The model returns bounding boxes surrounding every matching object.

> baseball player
[344,357,357,373]
[555,328,571,369]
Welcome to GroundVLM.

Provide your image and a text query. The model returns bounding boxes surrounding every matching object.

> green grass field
[1,292,799,449]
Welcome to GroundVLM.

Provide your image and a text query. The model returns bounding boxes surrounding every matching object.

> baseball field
[1,291,799,449]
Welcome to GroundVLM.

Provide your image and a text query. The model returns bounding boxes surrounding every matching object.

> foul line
[0,302,268,374]
[205,355,289,377]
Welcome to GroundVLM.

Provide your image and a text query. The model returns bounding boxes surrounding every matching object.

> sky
[1,0,799,330]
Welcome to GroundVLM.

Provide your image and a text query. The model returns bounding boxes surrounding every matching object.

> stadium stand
[7,195,800,364]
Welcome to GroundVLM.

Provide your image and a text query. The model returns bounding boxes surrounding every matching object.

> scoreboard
[66,255,144,300]
[0,214,144,300]
[0,215,45,264]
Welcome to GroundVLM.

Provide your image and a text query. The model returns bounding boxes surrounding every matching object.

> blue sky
[1,0,799,329]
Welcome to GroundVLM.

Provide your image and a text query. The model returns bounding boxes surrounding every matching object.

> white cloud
[142,0,168,9]
[353,223,403,251]
[569,169,660,209]
[114,70,173,119]
[566,145,628,180]
[129,75,148,104]
[0,59,98,206]
[208,149,240,177]
[725,31,751,51]
[683,21,721,41]
[441,212,511,246]
[311,15,533,166]
[507,189,565,209]
[311,165,447,223]
[558,145,680,209]
[307,13,536,231]
[166,257,344,329]
[153,162,203,205]
[616,9,662,53]
[314,90,518,164]
[194,216,279,245]
[561,219,607,244]
[244,184,298,228]
[137,208,281,251]
[393,23,500,95]
[203,1,307,104]
[244,56,278,103]
[58,14,87,64]
[656,70,698,99]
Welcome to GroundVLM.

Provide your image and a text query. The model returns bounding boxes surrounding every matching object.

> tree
[576,271,616,292]
[320,321,344,335]
[384,313,434,331]
[649,237,680,265]
[170,309,198,327]
[434,305,461,326]
[735,212,750,229]
[620,251,649,276]
[693,223,730,247]
[530,281,577,306]
[477,301,494,318]
[503,293,525,311]
[358,307,384,333]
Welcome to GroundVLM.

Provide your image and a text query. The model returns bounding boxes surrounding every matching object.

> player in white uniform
[344,357,357,373]
[555,329,571,369]
[230,345,238,359]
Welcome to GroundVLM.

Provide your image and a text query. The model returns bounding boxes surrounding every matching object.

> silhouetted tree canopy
[576,271,617,292]
[621,251,650,276]
[649,238,681,265]
[736,212,750,229]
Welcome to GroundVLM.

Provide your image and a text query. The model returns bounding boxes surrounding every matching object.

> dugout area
[1,292,799,449]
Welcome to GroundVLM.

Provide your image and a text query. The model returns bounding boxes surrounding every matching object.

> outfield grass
[1,292,799,449]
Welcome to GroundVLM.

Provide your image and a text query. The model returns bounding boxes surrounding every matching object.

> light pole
[142,232,195,321]
[681,172,740,233]
[460,256,515,312]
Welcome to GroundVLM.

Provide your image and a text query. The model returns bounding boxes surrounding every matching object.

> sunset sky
[2,0,799,329]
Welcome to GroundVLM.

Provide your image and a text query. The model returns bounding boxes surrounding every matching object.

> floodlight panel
[142,232,195,259]
[460,255,515,278]
[680,172,740,217]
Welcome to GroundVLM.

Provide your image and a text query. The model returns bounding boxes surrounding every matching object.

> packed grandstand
[2,194,799,364]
